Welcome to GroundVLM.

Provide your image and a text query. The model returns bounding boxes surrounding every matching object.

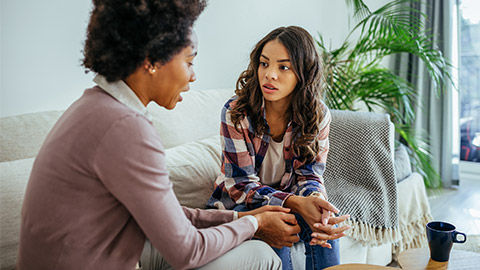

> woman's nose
[265,68,278,80]
[190,71,196,82]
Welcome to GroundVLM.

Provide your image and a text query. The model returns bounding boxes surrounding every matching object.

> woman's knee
[197,240,281,270]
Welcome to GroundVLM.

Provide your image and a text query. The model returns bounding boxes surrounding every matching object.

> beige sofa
[0,88,432,269]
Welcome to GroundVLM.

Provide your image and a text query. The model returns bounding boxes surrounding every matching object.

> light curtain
[392,0,459,188]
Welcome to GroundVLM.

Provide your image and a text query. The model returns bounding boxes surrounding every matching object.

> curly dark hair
[82,0,206,82]
[230,26,326,164]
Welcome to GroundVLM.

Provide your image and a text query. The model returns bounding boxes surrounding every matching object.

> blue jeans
[234,205,340,270]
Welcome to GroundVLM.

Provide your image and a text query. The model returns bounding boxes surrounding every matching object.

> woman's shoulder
[222,95,239,110]
[319,99,330,114]
[221,95,242,118]
[221,95,251,127]
[318,99,331,128]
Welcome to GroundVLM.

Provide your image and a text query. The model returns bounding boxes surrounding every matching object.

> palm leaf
[345,0,372,21]
[318,0,454,188]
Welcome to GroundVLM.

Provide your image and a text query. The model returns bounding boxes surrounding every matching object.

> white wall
[1,0,94,117]
[194,0,353,93]
[0,0,386,117]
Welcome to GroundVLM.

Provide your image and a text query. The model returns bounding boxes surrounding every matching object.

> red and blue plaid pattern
[207,96,331,210]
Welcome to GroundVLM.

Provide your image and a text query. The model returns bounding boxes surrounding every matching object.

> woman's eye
[280,65,290,71]
[260,62,268,67]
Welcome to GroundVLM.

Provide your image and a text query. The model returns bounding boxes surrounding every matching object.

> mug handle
[453,231,467,243]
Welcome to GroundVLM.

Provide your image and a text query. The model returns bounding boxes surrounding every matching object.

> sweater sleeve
[93,114,255,270]
[182,207,235,229]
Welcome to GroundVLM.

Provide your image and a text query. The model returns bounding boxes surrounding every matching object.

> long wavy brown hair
[230,26,326,164]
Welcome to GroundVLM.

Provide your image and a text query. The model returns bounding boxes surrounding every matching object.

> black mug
[426,221,467,262]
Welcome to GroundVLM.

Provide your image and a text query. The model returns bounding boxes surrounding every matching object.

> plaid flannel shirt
[207,96,331,210]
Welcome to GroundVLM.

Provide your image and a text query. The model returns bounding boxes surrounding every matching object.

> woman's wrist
[309,191,326,201]
[284,195,302,212]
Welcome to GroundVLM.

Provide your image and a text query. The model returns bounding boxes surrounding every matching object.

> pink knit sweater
[17,87,255,270]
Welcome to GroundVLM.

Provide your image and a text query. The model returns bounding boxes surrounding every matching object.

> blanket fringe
[391,213,433,260]
[342,218,402,246]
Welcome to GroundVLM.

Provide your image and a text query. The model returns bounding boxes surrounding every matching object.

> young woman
[16,2,303,269]
[208,26,350,269]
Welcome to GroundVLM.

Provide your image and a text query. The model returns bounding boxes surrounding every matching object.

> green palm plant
[317,0,453,188]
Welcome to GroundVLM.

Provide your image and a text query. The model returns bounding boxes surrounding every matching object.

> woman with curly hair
[207,26,350,269]
[16,1,301,269]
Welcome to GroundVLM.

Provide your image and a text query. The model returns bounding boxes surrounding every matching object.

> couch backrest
[0,111,64,163]
[147,88,235,149]
[0,89,235,163]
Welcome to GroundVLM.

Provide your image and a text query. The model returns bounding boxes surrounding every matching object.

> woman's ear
[143,59,156,75]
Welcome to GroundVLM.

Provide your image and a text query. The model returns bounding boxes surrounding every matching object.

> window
[459,0,480,163]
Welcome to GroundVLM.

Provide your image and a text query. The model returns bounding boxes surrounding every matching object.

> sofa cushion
[394,143,412,183]
[0,111,63,162]
[165,135,222,209]
[0,158,35,269]
[148,89,234,149]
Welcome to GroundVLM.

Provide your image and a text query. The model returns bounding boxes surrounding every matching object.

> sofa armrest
[393,172,432,258]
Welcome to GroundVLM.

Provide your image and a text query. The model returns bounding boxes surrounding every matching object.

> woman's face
[257,39,298,105]
[149,35,198,110]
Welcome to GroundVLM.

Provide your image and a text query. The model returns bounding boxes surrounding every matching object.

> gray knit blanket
[324,110,400,246]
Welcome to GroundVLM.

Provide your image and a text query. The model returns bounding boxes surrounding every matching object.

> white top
[93,74,152,121]
[258,138,286,186]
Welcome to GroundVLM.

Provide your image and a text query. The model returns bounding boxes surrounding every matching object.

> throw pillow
[394,143,412,183]
[165,135,222,209]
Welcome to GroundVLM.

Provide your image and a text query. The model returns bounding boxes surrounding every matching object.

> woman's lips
[263,84,277,94]
[178,87,190,102]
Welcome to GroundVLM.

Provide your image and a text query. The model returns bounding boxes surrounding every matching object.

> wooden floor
[428,164,480,235]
